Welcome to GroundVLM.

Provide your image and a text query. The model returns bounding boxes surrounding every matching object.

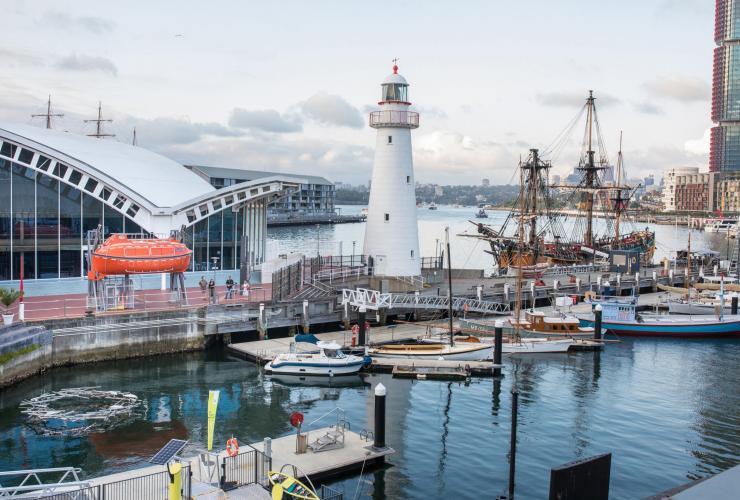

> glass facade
[0,158,144,281]
[382,83,408,102]
[711,1,740,171]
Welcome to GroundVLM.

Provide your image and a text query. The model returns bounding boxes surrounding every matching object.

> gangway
[341,288,510,315]
[0,467,92,498]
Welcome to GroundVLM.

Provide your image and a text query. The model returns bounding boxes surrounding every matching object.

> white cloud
[684,127,711,155]
[301,92,363,128]
[228,108,302,133]
[56,53,118,75]
[42,11,115,35]
[643,76,710,102]
[536,91,621,108]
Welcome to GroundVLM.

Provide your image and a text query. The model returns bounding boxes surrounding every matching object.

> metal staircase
[341,287,510,315]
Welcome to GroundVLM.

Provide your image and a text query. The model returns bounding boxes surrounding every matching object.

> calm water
[270,205,735,272]
[0,340,738,499]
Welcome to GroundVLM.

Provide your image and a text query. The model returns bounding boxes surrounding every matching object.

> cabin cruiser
[704,219,738,233]
[265,341,369,376]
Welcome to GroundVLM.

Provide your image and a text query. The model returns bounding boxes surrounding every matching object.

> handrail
[306,406,345,428]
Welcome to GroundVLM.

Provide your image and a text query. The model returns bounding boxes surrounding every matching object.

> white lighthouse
[363,62,420,277]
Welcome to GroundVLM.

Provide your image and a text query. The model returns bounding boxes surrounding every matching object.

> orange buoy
[226,437,239,457]
[88,234,192,280]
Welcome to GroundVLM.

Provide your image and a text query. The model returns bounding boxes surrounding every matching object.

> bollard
[476,285,483,301]
[358,306,367,346]
[19,302,24,322]
[714,264,718,276]
[493,320,503,377]
[594,304,602,341]
[635,272,640,293]
[167,462,182,500]
[302,300,310,334]
[733,294,738,315]
[373,383,387,450]
[553,279,558,291]
[264,437,272,460]
[258,303,266,340]
[508,387,519,499]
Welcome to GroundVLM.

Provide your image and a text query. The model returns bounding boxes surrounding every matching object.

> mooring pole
[358,305,367,346]
[373,383,387,450]
[732,293,738,315]
[508,387,519,499]
[493,320,504,377]
[594,303,603,341]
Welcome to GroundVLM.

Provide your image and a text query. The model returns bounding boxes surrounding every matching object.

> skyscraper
[711,0,740,171]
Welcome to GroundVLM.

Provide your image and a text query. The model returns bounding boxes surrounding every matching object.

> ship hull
[578,317,740,337]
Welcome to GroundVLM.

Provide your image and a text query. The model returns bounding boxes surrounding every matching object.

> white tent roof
[0,122,213,208]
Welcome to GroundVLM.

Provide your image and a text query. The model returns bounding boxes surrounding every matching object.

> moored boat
[265,341,369,376]
[369,341,492,361]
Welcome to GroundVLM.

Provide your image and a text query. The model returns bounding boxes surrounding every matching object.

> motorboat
[428,202,438,210]
[497,337,574,354]
[578,296,740,337]
[704,218,738,233]
[265,341,369,376]
[475,209,488,218]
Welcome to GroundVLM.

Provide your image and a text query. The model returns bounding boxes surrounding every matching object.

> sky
[0,0,715,185]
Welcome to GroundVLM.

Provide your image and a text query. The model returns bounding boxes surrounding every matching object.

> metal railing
[369,110,419,128]
[220,447,271,491]
[320,484,343,500]
[420,256,444,270]
[341,288,392,310]
[342,287,510,315]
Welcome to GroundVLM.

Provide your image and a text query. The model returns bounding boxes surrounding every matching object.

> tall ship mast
[470,91,655,274]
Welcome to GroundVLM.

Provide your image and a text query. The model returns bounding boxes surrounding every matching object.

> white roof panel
[0,122,213,208]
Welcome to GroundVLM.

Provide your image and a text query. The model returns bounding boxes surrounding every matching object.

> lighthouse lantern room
[364,62,421,277]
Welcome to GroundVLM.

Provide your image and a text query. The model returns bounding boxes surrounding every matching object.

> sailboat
[467,92,655,274]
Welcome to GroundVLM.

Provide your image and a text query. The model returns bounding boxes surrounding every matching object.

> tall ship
[470,91,655,273]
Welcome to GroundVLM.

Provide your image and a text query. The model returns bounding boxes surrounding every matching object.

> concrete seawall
[0,308,208,388]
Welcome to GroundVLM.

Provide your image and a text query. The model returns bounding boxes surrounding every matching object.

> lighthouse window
[384,213,390,222]
[388,135,392,144]
[382,83,408,102]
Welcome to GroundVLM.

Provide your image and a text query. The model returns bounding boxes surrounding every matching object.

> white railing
[341,288,392,310]
[314,266,368,284]
[368,110,419,128]
[0,467,91,497]
[396,275,425,288]
[341,288,510,315]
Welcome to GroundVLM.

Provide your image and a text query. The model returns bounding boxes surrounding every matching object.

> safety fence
[272,260,304,302]
[40,465,191,500]
[220,447,271,491]
[420,256,444,270]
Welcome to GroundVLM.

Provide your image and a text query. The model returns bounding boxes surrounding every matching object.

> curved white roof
[0,122,213,208]
[382,72,408,85]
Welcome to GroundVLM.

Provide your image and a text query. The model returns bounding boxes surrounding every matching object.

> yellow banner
[207,390,220,451]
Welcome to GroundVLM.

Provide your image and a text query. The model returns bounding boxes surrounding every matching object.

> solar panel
[149,439,188,465]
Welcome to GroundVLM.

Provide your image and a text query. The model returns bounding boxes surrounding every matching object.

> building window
[410,250,414,258]
[406,175,410,184]
[84,178,98,193]
[69,170,83,185]
[388,136,392,144]
[37,155,52,171]
[384,213,390,222]
[18,148,34,164]
[0,142,16,158]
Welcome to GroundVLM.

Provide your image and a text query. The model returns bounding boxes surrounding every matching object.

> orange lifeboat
[88,234,192,280]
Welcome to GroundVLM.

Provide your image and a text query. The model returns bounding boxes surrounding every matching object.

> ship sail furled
[469,91,655,274]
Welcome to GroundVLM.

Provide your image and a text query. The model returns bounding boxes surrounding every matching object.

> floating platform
[392,363,470,380]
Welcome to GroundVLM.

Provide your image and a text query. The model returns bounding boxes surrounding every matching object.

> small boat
[88,234,191,280]
[420,333,574,354]
[369,340,492,361]
[428,202,438,210]
[704,218,737,233]
[269,470,319,500]
[462,310,594,338]
[265,341,369,376]
[667,297,732,315]
[475,209,488,218]
[578,296,740,337]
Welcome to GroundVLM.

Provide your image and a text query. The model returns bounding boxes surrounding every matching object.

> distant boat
[369,340,491,361]
[428,202,438,210]
[704,218,737,233]
[475,209,488,218]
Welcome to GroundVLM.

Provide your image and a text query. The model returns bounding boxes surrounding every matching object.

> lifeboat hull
[88,235,192,279]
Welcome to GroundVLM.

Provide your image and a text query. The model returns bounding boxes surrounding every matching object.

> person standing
[208,278,216,304]
[199,276,208,301]
[241,279,251,300]
[225,275,235,300]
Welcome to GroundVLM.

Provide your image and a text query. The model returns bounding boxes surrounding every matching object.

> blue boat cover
[294,333,320,344]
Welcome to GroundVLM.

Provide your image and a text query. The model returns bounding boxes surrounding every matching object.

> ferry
[704,218,738,233]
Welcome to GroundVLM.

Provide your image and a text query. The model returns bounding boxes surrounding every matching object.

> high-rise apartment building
[711,0,740,171]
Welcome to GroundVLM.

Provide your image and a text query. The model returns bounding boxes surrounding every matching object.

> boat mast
[584,91,596,248]
[445,226,455,347]
[514,164,525,338]
[31,95,64,129]
[686,231,691,298]
[614,131,624,242]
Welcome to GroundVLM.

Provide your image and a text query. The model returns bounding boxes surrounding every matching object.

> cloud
[536,90,621,108]
[301,92,363,128]
[228,108,303,133]
[410,105,448,120]
[42,11,115,35]
[414,130,516,184]
[643,77,710,102]
[684,127,711,156]
[0,48,45,67]
[633,101,664,115]
[119,117,242,146]
[55,53,118,75]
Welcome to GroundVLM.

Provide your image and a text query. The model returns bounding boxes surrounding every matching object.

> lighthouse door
[375,255,387,275]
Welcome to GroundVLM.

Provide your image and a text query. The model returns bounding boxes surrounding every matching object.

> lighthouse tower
[364,62,420,277]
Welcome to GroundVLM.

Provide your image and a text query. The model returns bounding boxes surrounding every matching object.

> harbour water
[0,339,738,499]
[271,205,734,272]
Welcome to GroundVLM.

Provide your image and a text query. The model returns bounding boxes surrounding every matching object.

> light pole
[352,240,356,267]
[435,238,440,266]
[210,255,220,281]
[316,224,320,258]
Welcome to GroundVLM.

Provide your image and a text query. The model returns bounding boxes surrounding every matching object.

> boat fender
[362,356,372,366]
[226,437,239,457]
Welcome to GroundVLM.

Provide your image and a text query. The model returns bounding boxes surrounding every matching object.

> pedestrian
[208,278,216,304]
[241,279,251,300]
[199,276,207,300]
[225,275,235,300]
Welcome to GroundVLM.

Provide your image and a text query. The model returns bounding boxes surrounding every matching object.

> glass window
[84,178,98,193]
[18,148,34,164]
[193,219,208,272]
[36,155,52,171]
[113,195,126,209]
[208,213,222,269]
[82,193,103,275]
[103,204,123,236]
[59,181,82,278]
[52,162,68,179]
[126,204,139,218]
[36,172,59,278]
[0,142,16,158]
[0,160,10,280]
[222,209,235,269]
[100,187,112,201]
[12,164,36,280]
[382,83,408,102]
[68,170,83,185]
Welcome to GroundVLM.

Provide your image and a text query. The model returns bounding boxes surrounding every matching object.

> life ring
[226,437,239,457]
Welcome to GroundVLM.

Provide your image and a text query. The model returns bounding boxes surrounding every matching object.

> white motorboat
[704,218,737,233]
[667,299,731,315]
[265,341,369,376]
[497,337,574,354]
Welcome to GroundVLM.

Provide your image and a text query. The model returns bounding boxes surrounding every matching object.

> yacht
[704,219,738,233]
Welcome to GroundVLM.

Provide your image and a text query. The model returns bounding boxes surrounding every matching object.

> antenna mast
[84,102,115,138]
[31,95,64,129]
